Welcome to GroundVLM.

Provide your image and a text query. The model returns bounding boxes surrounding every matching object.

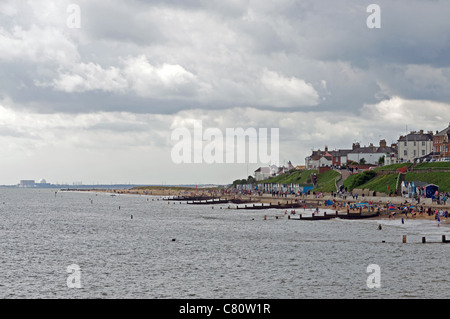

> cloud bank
[0,0,449,184]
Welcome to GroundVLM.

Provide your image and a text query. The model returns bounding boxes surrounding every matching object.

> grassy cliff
[344,162,450,193]
[257,169,317,185]
[257,169,340,192]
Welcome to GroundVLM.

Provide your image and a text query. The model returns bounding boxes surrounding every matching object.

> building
[433,123,450,159]
[398,130,434,163]
[331,148,353,167]
[19,180,36,188]
[254,164,287,181]
[305,147,333,169]
[384,152,398,166]
[347,140,398,165]
[254,167,271,181]
[36,179,52,188]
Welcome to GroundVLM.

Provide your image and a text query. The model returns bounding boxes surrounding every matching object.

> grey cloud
[1,0,449,116]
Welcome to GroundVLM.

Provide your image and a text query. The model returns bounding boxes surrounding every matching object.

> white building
[254,164,282,181]
[384,153,398,166]
[398,131,434,163]
[305,147,332,169]
[254,167,270,181]
[347,140,397,165]
[19,180,35,188]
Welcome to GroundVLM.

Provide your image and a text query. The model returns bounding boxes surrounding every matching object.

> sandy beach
[67,186,450,224]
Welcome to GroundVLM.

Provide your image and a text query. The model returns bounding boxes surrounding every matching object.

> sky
[0,0,449,185]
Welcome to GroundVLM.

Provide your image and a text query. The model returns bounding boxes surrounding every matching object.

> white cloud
[363,97,450,128]
[122,55,205,98]
[41,55,207,99]
[0,24,80,65]
[45,62,127,93]
[258,69,319,107]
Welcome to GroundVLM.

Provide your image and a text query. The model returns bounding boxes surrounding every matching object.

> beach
[66,186,450,224]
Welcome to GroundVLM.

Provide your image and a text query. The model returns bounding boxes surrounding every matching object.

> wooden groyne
[229,199,254,204]
[163,196,219,201]
[187,198,230,205]
[403,235,450,244]
[297,211,380,221]
[232,201,307,210]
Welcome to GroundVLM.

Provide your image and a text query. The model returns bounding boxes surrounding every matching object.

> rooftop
[435,123,450,137]
[398,131,433,142]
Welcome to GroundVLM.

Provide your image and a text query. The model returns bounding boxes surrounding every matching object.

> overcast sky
[0,0,449,185]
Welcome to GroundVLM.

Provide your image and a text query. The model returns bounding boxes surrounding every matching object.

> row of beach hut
[400,181,439,199]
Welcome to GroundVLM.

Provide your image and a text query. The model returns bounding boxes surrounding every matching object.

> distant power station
[19,179,52,188]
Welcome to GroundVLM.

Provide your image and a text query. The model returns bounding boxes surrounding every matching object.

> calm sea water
[0,188,449,299]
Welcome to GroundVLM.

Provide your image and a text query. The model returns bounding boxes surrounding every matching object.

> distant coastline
[0,183,220,190]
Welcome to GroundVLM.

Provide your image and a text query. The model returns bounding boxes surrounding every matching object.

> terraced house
[433,123,450,159]
[398,130,434,163]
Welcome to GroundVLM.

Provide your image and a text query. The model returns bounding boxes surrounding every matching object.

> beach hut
[425,184,439,199]
[407,182,416,198]
[401,181,408,197]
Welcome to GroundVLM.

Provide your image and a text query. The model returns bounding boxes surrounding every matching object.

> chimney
[420,130,424,135]
[325,146,328,152]
[380,139,387,147]
[352,143,360,150]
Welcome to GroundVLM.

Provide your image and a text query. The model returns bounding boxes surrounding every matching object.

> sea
[0,187,449,299]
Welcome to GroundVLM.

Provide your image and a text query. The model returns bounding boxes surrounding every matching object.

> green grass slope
[314,170,341,192]
[258,169,317,185]
[405,172,450,192]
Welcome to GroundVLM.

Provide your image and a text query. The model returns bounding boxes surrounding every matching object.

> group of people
[435,192,449,205]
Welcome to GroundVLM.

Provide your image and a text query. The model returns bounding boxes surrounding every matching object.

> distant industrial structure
[11,180,151,190]
[19,179,52,188]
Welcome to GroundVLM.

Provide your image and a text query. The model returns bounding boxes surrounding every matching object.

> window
[422,141,426,146]
[404,150,407,156]
[414,141,416,146]
[422,150,425,156]
[404,142,407,146]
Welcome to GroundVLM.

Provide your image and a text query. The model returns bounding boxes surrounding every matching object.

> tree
[359,158,367,165]
[378,156,385,165]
